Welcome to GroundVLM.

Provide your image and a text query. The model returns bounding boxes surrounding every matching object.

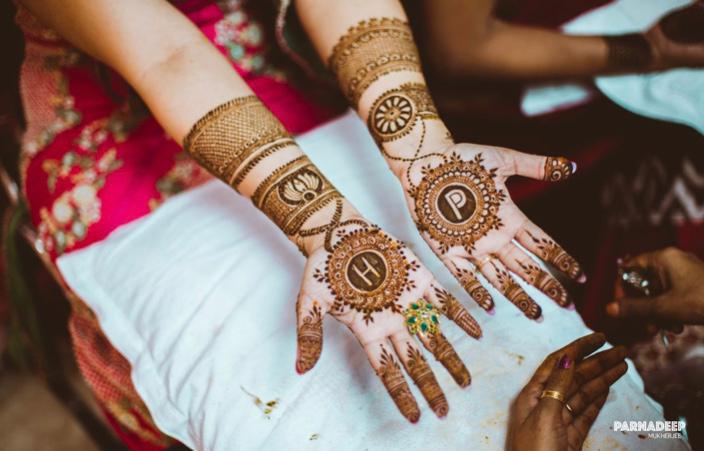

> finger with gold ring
[539,389,566,403]
[404,301,440,336]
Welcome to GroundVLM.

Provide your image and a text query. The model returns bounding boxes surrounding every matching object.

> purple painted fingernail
[570,162,578,173]
[558,355,572,369]
[487,307,496,316]
[535,315,544,323]
[567,303,576,311]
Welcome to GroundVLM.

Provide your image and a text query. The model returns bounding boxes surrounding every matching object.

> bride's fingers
[364,340,421,423]
[478,257,542,320]
[417,331,472,388]
[424,283,482,339]
[505,149,576,182]
[498,242,571,307]
[447,261,495,312]
[390,332,449,418]
[515,221,585,283]
[295,292,326,374]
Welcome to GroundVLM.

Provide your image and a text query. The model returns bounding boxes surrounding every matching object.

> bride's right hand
[295,219,482,423]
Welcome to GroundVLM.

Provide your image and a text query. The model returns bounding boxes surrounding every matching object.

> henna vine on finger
[378,346,420,422]
[405,346,448,417]
[525,231,583,280]
[455,267,494,311]
[426,333,471,387]
[493,264,542,319]
[411,152,506,254]
[296,303,323,373]
[316,227,419,323]
[516,260,569,307]
[433,287,482,338]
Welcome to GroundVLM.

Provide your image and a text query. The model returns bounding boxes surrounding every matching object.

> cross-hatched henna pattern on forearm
[411,152,506,254]
[183,96,293,187]
[604,34,653,70]
[328,18,421,106]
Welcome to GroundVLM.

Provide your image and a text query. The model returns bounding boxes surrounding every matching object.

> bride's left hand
[400,142,585,319]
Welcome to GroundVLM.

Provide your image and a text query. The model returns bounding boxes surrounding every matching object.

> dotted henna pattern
[543,156,573,182]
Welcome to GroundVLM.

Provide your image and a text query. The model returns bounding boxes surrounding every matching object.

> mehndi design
[524,230,583,280]
[328,18,421,106]
[493,263,542,320]
[404,346,448,417]
[516,260,569,307]
[183,96,293,187]
[544,156,574,182]
[368,83,438,144]
[377,346,420,423]
[412,152,506,254]
[296,302,323,373]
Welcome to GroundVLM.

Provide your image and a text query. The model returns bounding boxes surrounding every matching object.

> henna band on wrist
[328,18,421,106]
[604,34,653,70]
[183,96,293,188]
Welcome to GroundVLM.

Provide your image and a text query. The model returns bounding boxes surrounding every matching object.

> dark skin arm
[421,0,704,80]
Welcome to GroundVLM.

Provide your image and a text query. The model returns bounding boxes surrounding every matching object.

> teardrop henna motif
[455,267,494,311]
[433,287,482,338]
[296,303,324,373]
[516,260,569,307]
[405,346,448,417]
[525,230,583,280]
[377,346,420,422]
[494,266,542,319]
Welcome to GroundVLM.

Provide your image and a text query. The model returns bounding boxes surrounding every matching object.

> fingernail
[567,303,576,311]
[616,257,624,267]
[570,161,578,173]
[577,273,587,283]
[606,302,620,317]
[535,315,544,323]
[558,355,572,369]
[487,307,496,316]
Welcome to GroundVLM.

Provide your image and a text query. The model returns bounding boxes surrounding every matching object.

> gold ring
[404,301,440,336]
[477,255,494,269]
[539,389,566,403]
[565,402,574,414]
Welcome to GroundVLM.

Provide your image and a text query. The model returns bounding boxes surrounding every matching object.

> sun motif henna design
[296,303,323,373]
[368,83,439,144]
[320,227,416,323]
[377,346,420,423]
[328,18,421,106]
[492,263,542,319]
[433,287,482,338]
[412,152,506,254]
[454,267,494,311]
[543,156,574,182]
[516,260,569,307]
[524,230,583,280]
[405,346,448,417]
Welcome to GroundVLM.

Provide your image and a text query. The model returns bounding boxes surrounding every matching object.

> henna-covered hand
[296,221,481,422]
[398,143,584,320]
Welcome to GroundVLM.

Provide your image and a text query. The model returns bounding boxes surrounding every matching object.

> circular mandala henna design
[370,92,416,142]
[326,228,410,320]
[414,153,505,253]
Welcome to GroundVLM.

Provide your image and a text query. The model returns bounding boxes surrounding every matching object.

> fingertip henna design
[543,156,574,182]
[525,231,583,281]
[405,346,448,417]
[378,346,420,422]
[427,333,471,387]
[455,267,494,311]
[434,287,482,339]
[517,260,569,307]
[296,303,324,374]
[494,266,541,319]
